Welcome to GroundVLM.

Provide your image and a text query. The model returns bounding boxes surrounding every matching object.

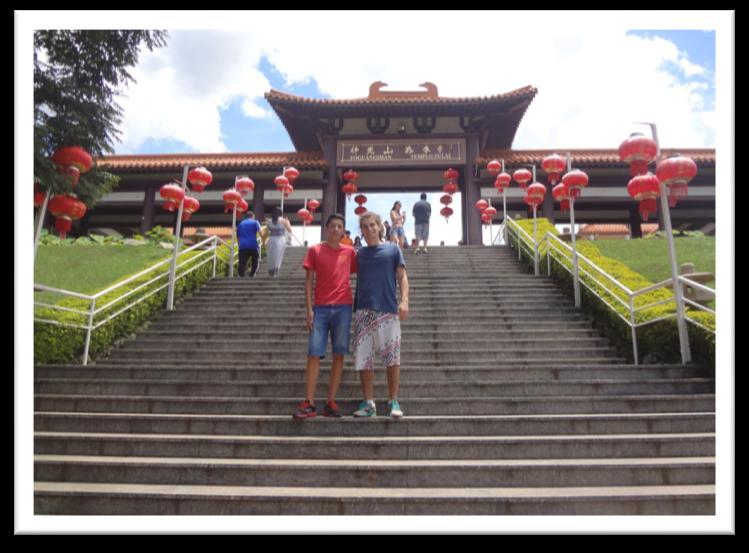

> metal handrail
[504,218,715,364]
[34,236,239,365]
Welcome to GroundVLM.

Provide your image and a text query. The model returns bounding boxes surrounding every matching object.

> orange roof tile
[478,149,715,168]
[97,151,326,172]
[264,85,538,108]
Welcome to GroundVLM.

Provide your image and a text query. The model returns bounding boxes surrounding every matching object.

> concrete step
[116,337,613,352]
[33,412,716,437]
[36,364,701,382]
[102,349,622,363]
[34,378,714,398]
[34,481,715,515]
[34,431,716,460]
[34,455,715,488]
[101,354,626,371]
[36,394,715,416]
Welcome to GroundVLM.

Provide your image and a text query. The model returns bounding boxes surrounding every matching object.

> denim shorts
[390,226,405,238]
[308,304,353,358]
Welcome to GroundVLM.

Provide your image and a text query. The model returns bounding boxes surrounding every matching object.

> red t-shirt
[303,243,358,305]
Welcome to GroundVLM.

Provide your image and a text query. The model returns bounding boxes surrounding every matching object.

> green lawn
[591,236,716,287]
[34,245,173,304]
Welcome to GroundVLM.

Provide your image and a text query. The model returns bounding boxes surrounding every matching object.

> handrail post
[533,206,539,276]
[34,190,51,262]
[569,195,581,308]
[629,295,639,365]
[167,165,190,311]
[641,122,691,364]
[212,236,218,278]
[82,297,96,366]
[229,204,237,278]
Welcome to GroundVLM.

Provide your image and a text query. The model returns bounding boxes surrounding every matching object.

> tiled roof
[478,149,716,168]
[264,85,538,108]
[580,224,659,235]
[97,151,326,172]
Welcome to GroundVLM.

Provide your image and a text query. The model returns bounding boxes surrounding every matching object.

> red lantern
[552,182,571,212]
[475,199,489,212]
[443,168,459,181]
[188,167,213,193]
[494,173,512,192]
[48,194,87,239]
[274,175,289,192]
[619,133,657,176]
[283,183,294,198]
[159,183,185,212]
[354,205,368,216]
[482,206,497,224]
[561,169,589,199]
[439,194,453,206]
[343,169,359,182]
[34,181,46,207]
[284,166,300,184]
[297,208,313,225]
[525,182,546,208]
[307,199,320,212]
[486,159,502,176]
[235,176,255,196]
[182,196,200,222]
[51,146,94,173]
[236,198,249,214]
[656,154,697,208]
[223,189,242,213]
[342,182,358,199]
[627,172,661,221]
[541,153,567,185]
[354,194,368,205]
[52,146,94,189]
[512,168,532,190]
[443,182,459,195]
[440,206,454,221]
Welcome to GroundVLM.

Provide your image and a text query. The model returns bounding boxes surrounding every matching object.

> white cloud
[66,12,716,154]
[117,30,271,153]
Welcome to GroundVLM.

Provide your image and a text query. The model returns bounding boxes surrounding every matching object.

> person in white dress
[266,206,293,277]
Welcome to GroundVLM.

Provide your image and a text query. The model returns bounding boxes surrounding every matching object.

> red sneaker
[292,400,316,420]
[323,400,342,418]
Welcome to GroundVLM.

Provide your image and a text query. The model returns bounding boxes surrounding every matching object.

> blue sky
[114,24,719,244]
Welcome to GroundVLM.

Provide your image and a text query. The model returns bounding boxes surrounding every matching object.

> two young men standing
[293,211,409,420]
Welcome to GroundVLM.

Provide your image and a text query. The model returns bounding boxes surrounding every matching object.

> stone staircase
[34,245,715,515]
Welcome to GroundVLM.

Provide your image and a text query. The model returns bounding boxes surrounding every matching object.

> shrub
[509,218,715,372]
[34,244,233,364]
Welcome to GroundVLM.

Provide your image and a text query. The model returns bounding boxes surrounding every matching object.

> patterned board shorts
[352,309,401,372]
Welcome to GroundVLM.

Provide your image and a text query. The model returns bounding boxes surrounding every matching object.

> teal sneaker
[353,400,377,418]
[388,399,404,420]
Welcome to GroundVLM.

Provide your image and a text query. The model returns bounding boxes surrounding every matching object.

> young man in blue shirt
[352,211,410,419]
[236,211,261,277]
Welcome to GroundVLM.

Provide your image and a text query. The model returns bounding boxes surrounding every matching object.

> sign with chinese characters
[338,139,465,166]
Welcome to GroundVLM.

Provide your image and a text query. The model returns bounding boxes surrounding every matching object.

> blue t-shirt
[237,218,261,250]
[355,243,406,314]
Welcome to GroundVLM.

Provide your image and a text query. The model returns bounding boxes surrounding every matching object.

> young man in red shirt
[293,213,358,420]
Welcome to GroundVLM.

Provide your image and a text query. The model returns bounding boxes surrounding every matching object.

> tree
[34,30,168,208]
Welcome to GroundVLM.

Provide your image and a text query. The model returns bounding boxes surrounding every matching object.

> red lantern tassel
[55,217,72,239]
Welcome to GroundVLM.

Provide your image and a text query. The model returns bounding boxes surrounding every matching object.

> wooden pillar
[140,185,155,235]
[629,205,643,239]
[322,138,338,241]
[253,182,265,222]
[541,183,555,223]
[464,136,482,245]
